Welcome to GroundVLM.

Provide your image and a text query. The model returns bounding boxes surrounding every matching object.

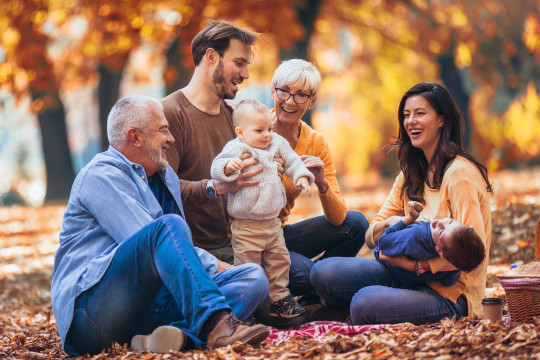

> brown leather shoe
[206,313,269,348]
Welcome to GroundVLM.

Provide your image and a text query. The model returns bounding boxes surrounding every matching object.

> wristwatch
[205,179,217,199]
[415,260,426,275]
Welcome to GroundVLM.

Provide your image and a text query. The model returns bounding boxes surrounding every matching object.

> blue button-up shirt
[51,147,218,348]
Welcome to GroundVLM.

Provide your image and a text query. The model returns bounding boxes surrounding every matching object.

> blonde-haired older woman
[268,59,369,322]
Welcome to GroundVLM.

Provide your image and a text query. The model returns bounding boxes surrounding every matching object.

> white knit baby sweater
[211,134,314,220]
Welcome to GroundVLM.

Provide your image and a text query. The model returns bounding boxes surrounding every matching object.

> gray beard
[144,142,168,171]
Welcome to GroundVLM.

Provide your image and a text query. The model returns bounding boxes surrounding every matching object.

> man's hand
[273,154,284,180]
[216,260,233,273]
[225,158,244,176]
[214,153,262,195]
[300,155,328,194]
[295,176,311,197]
[378,251,415,271]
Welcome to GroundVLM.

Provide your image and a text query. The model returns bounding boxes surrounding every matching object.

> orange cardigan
[365,156,492,318]
[278,120,347,226]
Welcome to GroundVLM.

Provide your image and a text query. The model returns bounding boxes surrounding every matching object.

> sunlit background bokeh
[1,0,539,206]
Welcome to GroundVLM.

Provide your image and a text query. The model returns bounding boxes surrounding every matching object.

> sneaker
[131,325,186,353]
[267,294,307,328]
[206,313,269,349]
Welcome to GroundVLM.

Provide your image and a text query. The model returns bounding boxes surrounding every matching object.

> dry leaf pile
[2,168,540,359]
[3,317,540,359]
[490,202,540,265]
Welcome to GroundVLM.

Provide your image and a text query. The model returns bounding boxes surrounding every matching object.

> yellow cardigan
[278,120,347,226]
[365,156,492,318]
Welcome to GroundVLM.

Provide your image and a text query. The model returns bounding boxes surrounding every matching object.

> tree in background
[72,0,304,150]
[2,0,539,203]
[303,0,540,185]
[162,0,305,95]
[0,0,304,203]
[70,0,181,151]
[0,0,75,202]
[388,0,540,162]
[277,0,324,127]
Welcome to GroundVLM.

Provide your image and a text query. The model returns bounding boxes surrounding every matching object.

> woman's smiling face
[271,83,315,125]
[403,95,444,162]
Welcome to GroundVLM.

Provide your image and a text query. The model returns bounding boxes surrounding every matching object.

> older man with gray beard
[51,95,269,356]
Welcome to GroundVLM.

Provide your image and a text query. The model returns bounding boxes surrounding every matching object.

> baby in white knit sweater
[211,99,314,326]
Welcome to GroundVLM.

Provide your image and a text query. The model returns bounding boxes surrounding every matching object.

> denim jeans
[284,210,369,296]
[310,257,468,325]
[65,215,269,355]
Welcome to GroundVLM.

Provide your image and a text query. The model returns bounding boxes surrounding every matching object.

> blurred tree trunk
[33,92,75,203]
[14,4,76,203]
[165,37,193,96]
[437,52,472,150]
[98,62,125,151]
[279,0,324,127]
[279,0,323,61]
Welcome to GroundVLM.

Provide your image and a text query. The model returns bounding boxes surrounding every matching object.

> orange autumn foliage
[1,0,539,184]
[307,0,540,185]
[1,0,304,98]
[0,0,62,110]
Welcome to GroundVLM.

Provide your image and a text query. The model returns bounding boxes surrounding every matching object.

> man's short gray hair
[271,59,322,98]
[107,95,163,147]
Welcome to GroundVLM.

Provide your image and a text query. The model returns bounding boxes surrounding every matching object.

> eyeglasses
[275,87,311,104]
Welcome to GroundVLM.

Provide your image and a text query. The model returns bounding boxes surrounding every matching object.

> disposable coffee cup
[482,297,504,321]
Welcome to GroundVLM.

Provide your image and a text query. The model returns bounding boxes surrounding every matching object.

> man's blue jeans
[310,257,468,325]
[65,215,269,355]
[284,211,369,296]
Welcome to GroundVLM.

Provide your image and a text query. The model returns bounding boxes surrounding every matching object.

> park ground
[1,167,540,359]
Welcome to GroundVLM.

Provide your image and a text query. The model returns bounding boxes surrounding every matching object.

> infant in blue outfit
[375,201,485,286]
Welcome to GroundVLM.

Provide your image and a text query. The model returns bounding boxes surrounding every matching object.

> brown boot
[206,313,269,348]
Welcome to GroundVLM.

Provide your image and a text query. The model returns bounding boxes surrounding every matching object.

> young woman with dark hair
[395,82,493,203]
[310,82,493,325]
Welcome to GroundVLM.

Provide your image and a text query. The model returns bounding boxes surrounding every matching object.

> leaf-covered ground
[2,168,540,359]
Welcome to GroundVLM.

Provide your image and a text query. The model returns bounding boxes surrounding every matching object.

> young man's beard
[212,60,235,100]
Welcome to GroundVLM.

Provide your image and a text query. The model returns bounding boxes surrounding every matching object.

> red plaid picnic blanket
[264,321,385,343]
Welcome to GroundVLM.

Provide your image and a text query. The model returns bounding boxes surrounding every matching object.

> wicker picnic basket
[496,217,540,323]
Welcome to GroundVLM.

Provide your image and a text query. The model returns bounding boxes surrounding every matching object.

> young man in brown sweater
[162,21,262,263]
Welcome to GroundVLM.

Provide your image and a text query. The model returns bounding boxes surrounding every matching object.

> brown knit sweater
[162,90,235,249]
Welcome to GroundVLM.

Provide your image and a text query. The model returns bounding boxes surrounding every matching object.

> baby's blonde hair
[232,99,271,127]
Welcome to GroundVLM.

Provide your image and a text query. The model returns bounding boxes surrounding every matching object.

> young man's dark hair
[191,20,259,66]
[442,227,486,272]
